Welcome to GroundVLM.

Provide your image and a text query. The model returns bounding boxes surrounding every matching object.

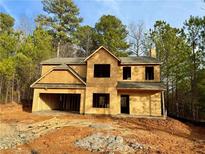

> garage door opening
[40,93,81,113]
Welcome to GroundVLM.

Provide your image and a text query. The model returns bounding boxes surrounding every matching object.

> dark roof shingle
[41,57,86,65]
[40,56,161,65]
[119,56,161,64]
[32,83,85,89]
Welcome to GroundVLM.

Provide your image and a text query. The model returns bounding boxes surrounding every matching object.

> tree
[0,58,15,102]
[95,15,129,56]
[20,27,54,74]
[0,30,19,102]
[0,13,14,33]
[128,21,145,56]
[36,0,82,57]
[197,69,205,119]
[150,20,191,115]
[0,18,54,103]
[183,16,205,119]
[73,25,97,56]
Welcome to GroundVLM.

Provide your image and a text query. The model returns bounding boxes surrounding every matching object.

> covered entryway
[121,95,130,114]
[40,93,81,113]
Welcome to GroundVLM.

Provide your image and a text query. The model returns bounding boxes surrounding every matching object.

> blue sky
[0,0,204,30]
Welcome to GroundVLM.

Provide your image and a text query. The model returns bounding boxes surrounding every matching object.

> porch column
[162,91,166,118]
[32,89,40,112]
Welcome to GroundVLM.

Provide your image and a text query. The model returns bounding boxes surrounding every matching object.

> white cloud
[93,0,129,24]
[95,0,120,14]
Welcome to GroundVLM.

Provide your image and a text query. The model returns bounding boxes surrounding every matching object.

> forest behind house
[0,0,204,122]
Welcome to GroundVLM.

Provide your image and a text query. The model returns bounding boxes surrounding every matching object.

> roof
[32,83,85,89]
[41,56,160,65]
[84,46,121,62]
[119,56,161,64]
[41,57,85,65]
[30,64,86,88]
[117,82,166,91]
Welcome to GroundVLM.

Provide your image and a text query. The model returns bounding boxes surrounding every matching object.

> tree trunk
[191,41,197,120]
[171,79,174,115]
[5,83,9,103]
[17,88,21,103]
[166,77,169,114]
[57,41,60,58]
[11,74,15,102]
[175,79,179,117]
[0,77,3,100]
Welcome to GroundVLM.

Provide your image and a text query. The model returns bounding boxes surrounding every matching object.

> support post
[162,91,166,118]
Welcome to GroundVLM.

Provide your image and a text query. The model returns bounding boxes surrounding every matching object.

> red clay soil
[0,102,205,154]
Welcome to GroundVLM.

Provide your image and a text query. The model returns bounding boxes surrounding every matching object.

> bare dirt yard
[0,102,205,154]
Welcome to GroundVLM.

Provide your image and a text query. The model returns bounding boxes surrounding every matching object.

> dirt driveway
[0,103,205,154]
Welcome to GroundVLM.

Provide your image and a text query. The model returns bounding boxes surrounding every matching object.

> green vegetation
[94,15,129,56]
[0,0,204,121]
[35,0,82,57]
[148,18,205,120]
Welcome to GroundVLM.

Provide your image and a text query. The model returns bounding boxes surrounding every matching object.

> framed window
[145,66,154,80]
[123,67,131,80]
[94,64,110,78]
[93,93,110,108]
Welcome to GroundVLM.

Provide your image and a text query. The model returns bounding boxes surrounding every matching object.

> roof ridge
[84,46,121,62]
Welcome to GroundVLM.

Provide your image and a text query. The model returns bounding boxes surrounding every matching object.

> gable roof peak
[30,64,86,88]
[84,46,121,62]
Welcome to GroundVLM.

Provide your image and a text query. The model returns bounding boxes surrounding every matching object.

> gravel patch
[75,133,147,153]
[0,118,115,150]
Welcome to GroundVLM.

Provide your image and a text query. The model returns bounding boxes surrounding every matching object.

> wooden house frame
[31,46,166,117]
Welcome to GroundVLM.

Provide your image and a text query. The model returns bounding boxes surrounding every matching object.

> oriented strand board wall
[41,64,87,78]
[85,48,119,115]
[118,65,160,82]
[118,90,162,116]
[85,87,119,114]
[32,88,85,113]
[130,94,150,115]
[150,93,161,116]
[70,65,87,78]
[41,65,58,75]
[39,70,82,84]
[86,48,119,86]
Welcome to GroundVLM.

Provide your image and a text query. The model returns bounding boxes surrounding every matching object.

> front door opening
[121,95,129,114]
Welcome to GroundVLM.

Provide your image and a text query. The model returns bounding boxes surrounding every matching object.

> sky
[0,0,204,31]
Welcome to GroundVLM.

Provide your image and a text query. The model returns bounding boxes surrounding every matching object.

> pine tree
[36,0,82,57]
[95,15,129,56]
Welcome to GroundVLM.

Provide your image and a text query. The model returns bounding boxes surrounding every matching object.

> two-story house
[31,46,165,117]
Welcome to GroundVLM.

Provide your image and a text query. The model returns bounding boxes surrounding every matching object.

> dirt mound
[0,102,21,112]
[113,116,191,136]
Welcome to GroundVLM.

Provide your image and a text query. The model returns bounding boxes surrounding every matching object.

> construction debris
[0,117,67,149]
[0,117,115,150]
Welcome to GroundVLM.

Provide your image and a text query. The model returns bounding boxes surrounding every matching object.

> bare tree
[128,21,145,56]
[59,43,83,57]
[17,15,34,35]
